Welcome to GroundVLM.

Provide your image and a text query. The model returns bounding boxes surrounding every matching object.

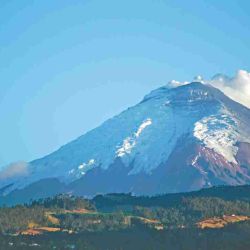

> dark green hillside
[2,185,250,249]
[94,185,250,210]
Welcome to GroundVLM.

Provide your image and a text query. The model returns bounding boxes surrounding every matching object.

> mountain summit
[1,82,250,205]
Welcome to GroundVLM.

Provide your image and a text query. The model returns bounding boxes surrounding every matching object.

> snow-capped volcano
[1,81,250,205]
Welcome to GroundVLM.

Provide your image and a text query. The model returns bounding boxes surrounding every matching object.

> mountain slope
[1,82,250,204]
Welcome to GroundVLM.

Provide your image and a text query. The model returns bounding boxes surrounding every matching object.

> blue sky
[1,0,250,167]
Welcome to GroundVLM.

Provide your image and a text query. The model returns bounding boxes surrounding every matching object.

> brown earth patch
[197,215,250,229]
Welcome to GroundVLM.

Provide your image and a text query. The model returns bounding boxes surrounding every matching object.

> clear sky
[1,0,250,167]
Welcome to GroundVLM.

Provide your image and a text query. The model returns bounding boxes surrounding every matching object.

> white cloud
[209,70,250,108]
[193,75,205,83]
[0,161,29,181]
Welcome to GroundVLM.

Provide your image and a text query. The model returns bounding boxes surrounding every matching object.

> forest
[1,185,250,249]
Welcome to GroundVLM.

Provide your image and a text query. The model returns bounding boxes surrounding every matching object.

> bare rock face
[236,142,250,168]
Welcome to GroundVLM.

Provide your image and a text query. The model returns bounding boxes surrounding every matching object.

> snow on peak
[116,137,134,157]
[78,159,95,170]
[116,118,152,157]
[193,110,239,163]
[69,159,96,178]
[18,78,250,189]
[135,118,152,137]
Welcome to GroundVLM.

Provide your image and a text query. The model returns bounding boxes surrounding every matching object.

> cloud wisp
[0,161,29,181]
[209,70,250,109]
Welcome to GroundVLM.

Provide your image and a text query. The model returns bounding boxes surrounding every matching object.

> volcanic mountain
[1,82,250,205]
